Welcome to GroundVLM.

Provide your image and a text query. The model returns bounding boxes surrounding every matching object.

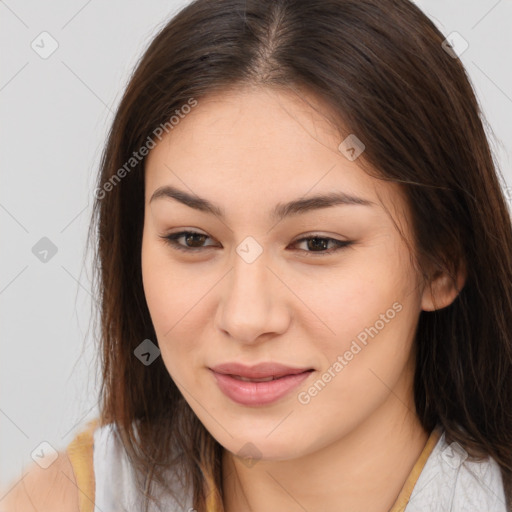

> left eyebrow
[271,192,377,221]
[149,185,377,222]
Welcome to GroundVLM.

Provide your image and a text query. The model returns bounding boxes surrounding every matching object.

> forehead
[144,86,402,217]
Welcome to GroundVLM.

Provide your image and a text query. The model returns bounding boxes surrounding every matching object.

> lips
[210,361,313,380]
[209,362,314,406]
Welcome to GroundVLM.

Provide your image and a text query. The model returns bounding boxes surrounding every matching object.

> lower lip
[210,369,313,406]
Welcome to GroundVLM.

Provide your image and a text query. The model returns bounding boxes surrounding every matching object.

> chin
[210,423,317,463]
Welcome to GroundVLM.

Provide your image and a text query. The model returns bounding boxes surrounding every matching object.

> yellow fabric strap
[389,427,442,512]
[205,471,223,512]
[66,417,101,512]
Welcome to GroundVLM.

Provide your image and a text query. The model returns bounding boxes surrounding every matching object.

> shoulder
[406,428,508,511]
[0,450,79,512]
[1,417,100,512]
[0,418,194,512]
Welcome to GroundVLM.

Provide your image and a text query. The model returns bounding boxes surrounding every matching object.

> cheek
[307,237,420,387]
[141,238,214,373]
[313,239,415,342]
[296,275,419,443]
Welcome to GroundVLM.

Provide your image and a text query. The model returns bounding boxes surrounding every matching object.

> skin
[0,452,79,511]
[141,84,464,512]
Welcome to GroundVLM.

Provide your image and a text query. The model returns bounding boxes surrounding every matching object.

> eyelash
[160,230,353,257]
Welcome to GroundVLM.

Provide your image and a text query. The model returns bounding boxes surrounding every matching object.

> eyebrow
[149,185,376,221]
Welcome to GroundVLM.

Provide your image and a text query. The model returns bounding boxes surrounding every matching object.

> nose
[215,250,291,345]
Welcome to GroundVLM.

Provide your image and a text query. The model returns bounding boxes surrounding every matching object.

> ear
[421,261,467,312]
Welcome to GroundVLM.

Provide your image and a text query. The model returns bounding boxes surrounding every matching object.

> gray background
[1,0,511,491]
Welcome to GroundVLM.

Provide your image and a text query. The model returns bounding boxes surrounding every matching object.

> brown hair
[87,0,512,510]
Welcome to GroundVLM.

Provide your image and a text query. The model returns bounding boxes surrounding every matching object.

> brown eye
[182,232,208,248]
[291,236,353,256]
[161,231,217,252]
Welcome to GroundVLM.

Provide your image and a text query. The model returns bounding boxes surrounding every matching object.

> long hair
[87,0,512,510]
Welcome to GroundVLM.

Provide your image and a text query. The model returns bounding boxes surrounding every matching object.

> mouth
[210,361,314,379]
[230,374,291,382]
[227,371,312,382]
[208,362,315,406]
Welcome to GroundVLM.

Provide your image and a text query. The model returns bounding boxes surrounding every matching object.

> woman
[4,0,511,510]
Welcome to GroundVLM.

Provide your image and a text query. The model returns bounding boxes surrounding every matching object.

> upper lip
[210,362,313,379]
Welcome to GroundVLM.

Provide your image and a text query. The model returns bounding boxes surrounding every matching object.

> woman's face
[141,85,429,461]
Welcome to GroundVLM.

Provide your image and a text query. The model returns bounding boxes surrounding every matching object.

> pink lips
[209,362,314,406]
